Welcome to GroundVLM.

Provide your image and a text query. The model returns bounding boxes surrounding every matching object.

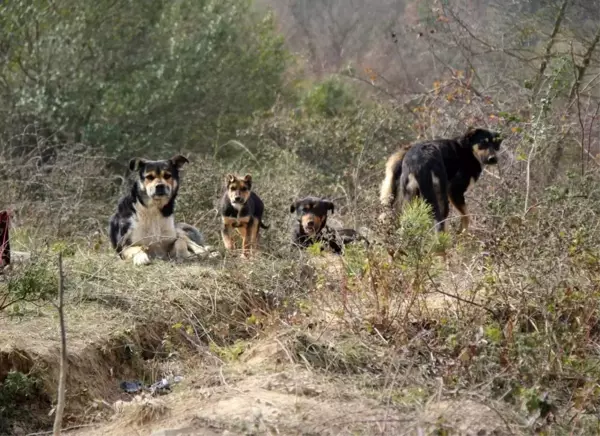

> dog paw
[132,251,151,266]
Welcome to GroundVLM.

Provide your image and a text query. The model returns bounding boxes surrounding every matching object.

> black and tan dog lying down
[109,155,217,266]
[290,196,369,254]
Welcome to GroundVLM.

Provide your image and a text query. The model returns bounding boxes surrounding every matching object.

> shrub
[300,76,357,117]
[0,0,288,158]
[0,371,46,434]
[1,260,58,312]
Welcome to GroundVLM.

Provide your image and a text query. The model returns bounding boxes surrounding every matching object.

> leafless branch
[531,0,569,99]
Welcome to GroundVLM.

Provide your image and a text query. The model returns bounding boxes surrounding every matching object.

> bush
[1,260,58,312]
[394,197,450,269]
[0,371,46,434]
[0,0,288,158]
[300,77,357,117]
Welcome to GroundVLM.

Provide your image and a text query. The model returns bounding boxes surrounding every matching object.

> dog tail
[260,221,270,230]
[176,222,205,246]
[380,146,410,209]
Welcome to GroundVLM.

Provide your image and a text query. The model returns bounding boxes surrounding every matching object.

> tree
[0,0,288,159]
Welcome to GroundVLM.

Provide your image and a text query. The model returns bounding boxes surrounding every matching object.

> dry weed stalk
[52,252,67,436]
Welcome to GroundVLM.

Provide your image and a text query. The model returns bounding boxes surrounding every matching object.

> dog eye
[240,186,248,192]
[163,173,172,180]
[145,174,155,181]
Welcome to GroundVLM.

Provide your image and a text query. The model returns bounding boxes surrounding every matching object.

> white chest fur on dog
[129,203,177,257]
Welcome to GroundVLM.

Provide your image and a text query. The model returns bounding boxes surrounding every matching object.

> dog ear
[463,126,478,140]
[226,174,236,184]
[243,174,252,189]
[170,154,189,169]
[324,200,335,214]
[129,158,147,171]
[290,201,298,213]
[464,127,489,146]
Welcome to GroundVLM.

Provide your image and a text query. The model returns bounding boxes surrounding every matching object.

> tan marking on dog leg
[239,224,250,258]
[248,220,260,255]
[406,173,419,194]
[450,199,470,232]
[122,246,151,266]
[221,226,235,251]
[222,216,252,226]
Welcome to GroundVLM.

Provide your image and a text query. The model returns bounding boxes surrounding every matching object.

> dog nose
[234,196,243,203]
[487,156,498,164]
[306,220,315,228]
[154,184,167,195]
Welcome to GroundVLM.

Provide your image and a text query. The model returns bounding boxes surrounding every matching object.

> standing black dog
[109,155,212,265]
[290,196,366,254]
[379,127,503,232]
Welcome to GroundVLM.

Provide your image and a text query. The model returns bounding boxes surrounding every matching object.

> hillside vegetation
[0,0,599,435]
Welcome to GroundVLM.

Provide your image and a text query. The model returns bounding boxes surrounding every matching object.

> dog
[109,155,213,265]
[290,196,367,254]
[379,127,503,232]
[219,174,269,257]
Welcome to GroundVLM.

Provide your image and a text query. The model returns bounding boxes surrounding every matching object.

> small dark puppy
[290,196,366,254]
[379,127,503,232]
[108,155,212,265]
[219,174,269,257]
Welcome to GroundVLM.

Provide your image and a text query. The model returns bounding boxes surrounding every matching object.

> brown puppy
[219,174,269,257]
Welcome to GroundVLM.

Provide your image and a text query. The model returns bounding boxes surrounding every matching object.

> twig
[568,24,600,102]
[570,43,586,176]
[27,424,96,436]
[52,252,67,436]
[426,271,496,316]
[587,102,600,168]
[524,97,547,214]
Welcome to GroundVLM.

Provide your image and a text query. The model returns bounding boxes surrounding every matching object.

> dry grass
[113,395,170,427]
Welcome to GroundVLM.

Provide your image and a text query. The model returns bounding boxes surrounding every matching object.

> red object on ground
[0,211,10,267]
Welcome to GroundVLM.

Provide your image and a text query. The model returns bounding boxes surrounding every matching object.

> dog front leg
[122,246,151,266]
[239,225,250,258]
[221,225,235,252]
[249,220,260,255]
